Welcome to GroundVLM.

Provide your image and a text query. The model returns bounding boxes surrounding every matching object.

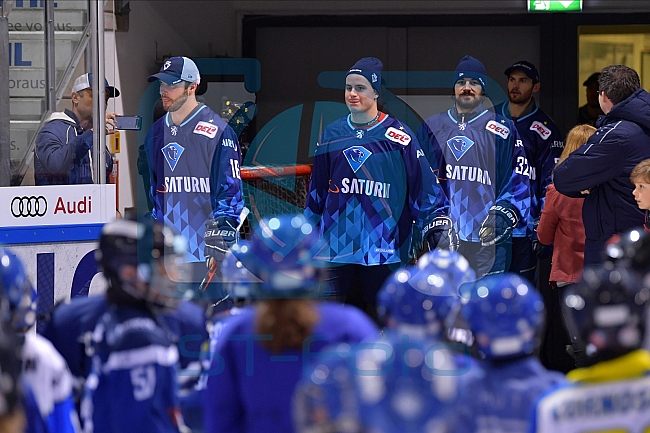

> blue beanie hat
[346,57,383,95]
[454,55,487,93]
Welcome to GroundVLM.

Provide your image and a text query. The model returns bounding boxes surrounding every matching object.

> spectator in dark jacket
[34,73,118,185]
[554,65,650,266]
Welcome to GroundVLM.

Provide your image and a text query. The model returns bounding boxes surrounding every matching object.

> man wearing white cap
[34,73,119,185]
[143,56,244,281]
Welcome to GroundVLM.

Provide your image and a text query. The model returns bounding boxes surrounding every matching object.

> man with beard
[494,61,564,284]
[144,56,244,290]
[416,55,530,277]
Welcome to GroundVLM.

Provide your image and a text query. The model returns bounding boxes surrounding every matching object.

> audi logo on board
[11,196,47,218]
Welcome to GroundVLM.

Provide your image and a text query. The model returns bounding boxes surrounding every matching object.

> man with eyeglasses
[143,56,244,292]
[34,73,118,185]
[416,55,530,277]
[554,64,650,266]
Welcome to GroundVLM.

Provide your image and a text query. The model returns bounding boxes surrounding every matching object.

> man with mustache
[417,55,531,277]
[494,61,564,284]
[144,56,244,291]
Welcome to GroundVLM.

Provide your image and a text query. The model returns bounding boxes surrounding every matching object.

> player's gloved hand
[531,219,553,259]
[423,215,459,251]
[204,216,239,269]
[479,204,519,247]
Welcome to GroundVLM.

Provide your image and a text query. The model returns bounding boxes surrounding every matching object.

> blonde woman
[538,124,596,369]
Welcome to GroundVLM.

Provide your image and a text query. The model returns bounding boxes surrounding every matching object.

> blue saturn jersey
[80,305,183,433]
[455,356,565,433]
[305,113,448,266]
[495,101,564,236]
[417,107,531,242]
[145,104,244,262]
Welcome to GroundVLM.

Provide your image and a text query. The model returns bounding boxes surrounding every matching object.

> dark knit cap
[453,55,487,92]
[346,57,383,95]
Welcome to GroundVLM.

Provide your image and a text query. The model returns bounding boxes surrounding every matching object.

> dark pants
[458,240,511,278]
[537,257,577,373]
[557,283,588,368]
[509,236,537,284]
[331,263,396,324]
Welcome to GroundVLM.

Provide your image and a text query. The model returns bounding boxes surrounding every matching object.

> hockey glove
[479,204,519,247]
[531,220,553,260]
[423,215,459,251]
[204,216,239,268]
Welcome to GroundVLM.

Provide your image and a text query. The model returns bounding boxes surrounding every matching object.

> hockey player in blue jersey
[305,56,453,321]
[494,61,564,282]
[417,55,531,278]
[455,273,565,433]
[530,264,650,433]
[41,231,209,431]
[293,249,478,433]
[0,247,80,433]
[144,56,245,286]
[203,214,379,433]
[79,218,191,433]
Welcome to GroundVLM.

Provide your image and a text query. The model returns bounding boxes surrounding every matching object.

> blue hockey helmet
[377,250,475,336]
[562,264,650,366]
[460,273,544,360]
[235,214,328,298]
[96,218,191,309]
[0,247,37,331]
[221,241,262,299]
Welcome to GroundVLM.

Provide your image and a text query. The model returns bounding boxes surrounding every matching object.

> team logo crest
[163,60,171,70]
[343,146,372,173]
[161,142,185,171]
[447,136,474,161]
[356,130,364,139]
[170,126,178,136]
[371,73,378,83]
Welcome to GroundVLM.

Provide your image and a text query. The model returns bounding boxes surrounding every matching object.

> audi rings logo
[11,196,47,218]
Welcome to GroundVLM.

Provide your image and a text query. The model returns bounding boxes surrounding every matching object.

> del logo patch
[486,120,510,139]
[343,146,372,173]
[447,136,474,161]
[530,121,551,140]
[193,121,218,138]
[385,127,411,145]
[162,142,184,171]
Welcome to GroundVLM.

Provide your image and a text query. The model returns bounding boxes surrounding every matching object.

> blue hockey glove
[204,216,239,268]
[479,204,519,247]
[423,215,459,251]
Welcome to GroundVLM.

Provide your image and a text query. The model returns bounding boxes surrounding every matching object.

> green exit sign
[528,0,583,11]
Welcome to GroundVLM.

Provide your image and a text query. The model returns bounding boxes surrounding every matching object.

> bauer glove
[479,204,519,247]
[423,215,459,251]
[204,216,239,268]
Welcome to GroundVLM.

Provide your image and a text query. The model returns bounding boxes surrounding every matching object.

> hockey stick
[200,207,251,294]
